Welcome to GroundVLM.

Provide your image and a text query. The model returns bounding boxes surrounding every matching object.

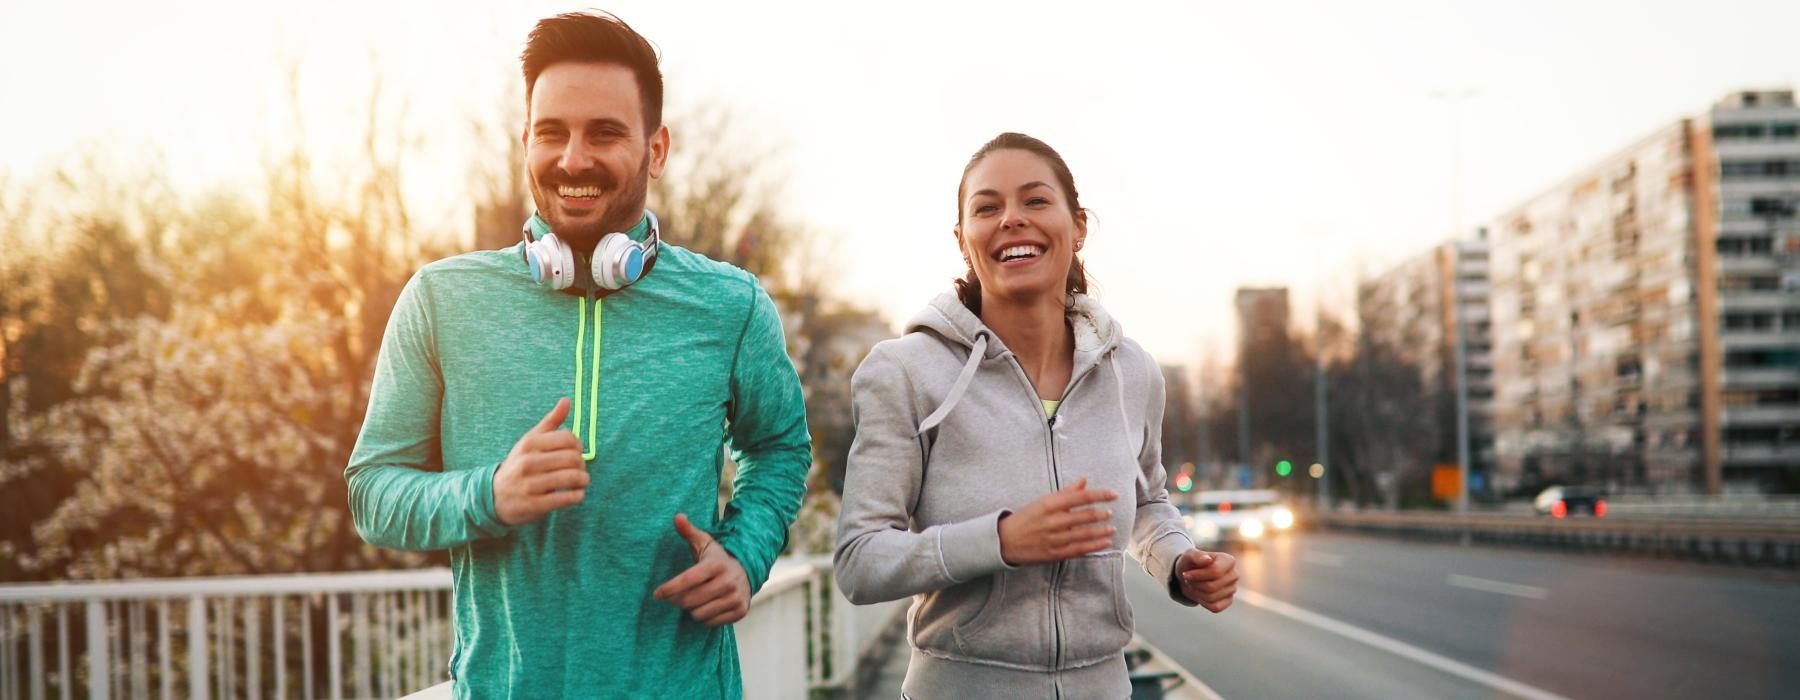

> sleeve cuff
[936,509,1017,583]
[1144,530,1198,606]
[467,462,513,537]
[716,536,771,594]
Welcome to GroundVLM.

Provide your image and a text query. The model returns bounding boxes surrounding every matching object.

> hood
[903,292,1140,488]
[904,292,1126,362]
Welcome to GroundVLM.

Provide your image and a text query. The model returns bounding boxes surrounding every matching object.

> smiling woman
[833,132,1240,699]
[951,132,1091,317]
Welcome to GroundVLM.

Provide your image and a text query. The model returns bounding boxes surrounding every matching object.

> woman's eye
[1028,197,1050,207]
[974,204,998,215]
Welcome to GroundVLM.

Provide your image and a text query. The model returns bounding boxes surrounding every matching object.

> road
[1125,532,1800,700]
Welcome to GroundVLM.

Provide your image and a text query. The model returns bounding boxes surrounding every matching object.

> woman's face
[957,149,1086,305]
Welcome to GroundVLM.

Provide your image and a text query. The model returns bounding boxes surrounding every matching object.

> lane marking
[1445,574,1549,601]
[1237,589,1571,700]
[1300,551,1346,567]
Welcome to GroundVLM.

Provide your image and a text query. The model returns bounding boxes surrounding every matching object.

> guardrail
[1313,511,1800,568]
[0,559,906,700]
[0,569,451,700]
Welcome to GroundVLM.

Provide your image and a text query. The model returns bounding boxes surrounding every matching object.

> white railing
[0,559,905,700]
[0,569,453,700]
[735,557,905,700]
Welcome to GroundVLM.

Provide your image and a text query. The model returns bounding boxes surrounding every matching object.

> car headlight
[1239,518,1265,539]
[1192,520,1220,540]
[1271,508,1295,530]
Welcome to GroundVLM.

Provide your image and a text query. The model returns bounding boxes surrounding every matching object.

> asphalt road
[1126,531,1800,700]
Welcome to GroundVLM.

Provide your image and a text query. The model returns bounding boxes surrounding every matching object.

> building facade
[1358,238,1497,493]
[1486,89,1800,494]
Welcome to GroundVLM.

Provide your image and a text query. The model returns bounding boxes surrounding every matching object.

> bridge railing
[0,558,906,700]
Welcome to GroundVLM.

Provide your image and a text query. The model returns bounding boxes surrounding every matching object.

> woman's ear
[954,225,970,265]
[1074,211,1088,251]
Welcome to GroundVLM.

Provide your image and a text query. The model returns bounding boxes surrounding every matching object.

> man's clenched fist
[493,398,589,526]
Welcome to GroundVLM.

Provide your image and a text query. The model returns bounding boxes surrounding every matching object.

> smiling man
[344,11,811,698]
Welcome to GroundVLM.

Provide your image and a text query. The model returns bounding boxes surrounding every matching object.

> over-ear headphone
[520,210,661,291]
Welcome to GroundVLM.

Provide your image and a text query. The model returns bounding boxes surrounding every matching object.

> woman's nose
[1000,206,1028,230]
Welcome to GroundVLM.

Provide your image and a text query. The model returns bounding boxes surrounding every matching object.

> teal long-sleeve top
[344,233,812,699]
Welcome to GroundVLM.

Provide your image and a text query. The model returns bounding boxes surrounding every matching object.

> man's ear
[647,124,671,180]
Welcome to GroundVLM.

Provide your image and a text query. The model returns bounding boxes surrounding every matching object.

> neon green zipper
[572,293,602,461]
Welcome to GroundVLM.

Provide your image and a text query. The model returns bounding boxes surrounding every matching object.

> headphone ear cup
[542,234,577,290]
[593,232,636,290]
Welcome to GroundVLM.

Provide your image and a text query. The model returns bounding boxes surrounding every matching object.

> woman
[834,132,1238,699]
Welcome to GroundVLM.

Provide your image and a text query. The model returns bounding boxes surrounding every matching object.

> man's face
[525,62,669,251]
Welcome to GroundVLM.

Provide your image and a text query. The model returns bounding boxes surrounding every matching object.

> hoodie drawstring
[915,334,988,436]
[1111,352,1151,493]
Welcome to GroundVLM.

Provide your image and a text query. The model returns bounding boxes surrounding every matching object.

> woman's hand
[997,477,1118,566]
[1175,549,1239,612]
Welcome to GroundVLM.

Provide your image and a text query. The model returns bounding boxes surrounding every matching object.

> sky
[3,0,1797,367]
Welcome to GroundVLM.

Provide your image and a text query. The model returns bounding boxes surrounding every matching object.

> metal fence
[0,559,904,699]
[0,569,452,700]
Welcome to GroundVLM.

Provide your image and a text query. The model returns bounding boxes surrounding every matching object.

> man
[345,11,811,698]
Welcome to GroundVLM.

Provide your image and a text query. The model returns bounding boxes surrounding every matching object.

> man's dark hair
[521,11,664,131]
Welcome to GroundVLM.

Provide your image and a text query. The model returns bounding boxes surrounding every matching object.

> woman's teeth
[998,245,1044,261]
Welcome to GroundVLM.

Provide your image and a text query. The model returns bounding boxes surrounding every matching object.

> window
[1717,236,1773,255]
[1751,197,1797,218]
[1715,124,1767,140]
[1775,123,1799,139]
[1724,312,1776,330]
[1720,160,1800,179]
[1720,275,1781,291]
[1725,348,1800,368]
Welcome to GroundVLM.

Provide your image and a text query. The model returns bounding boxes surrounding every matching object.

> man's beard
[532,155,651,253]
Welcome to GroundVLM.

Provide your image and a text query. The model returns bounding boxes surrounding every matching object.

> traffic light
[1276,460,1293,477]
[1174,472,1194,492]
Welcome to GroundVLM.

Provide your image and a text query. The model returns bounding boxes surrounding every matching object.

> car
[1183,489,1296,547]
[1533,485,1608,518]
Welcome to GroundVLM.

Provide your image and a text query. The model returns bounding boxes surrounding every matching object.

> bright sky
[3,0,1797,366]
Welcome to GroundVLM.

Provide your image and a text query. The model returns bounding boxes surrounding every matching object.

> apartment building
[1486,89,1800,494]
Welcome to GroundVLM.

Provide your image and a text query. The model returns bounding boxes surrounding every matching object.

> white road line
[1237,589,1571,700]
[1446,574,1550,600]
[1300,552,1346,567]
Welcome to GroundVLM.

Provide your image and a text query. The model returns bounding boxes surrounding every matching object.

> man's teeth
[558,185,601,198]
[999,245,1045,261]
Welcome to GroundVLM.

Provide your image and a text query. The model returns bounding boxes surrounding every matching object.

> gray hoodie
[834,292,1197,699]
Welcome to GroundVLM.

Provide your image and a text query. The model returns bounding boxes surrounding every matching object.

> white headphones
[521,210,661,291]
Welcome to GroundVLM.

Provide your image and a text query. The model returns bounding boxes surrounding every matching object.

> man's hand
[1175,549,1238,613]
[653,514,751,626]
[997,477,1118,566]
[492,398,589,526]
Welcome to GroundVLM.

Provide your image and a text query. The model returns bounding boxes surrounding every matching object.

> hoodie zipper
[572,289,602,461]
[1001,353,1100,684]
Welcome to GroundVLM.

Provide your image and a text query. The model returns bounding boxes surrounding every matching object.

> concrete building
[1486,89,1800,494]
[1357,237,1497,493]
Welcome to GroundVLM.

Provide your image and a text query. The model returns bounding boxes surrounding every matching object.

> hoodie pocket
[912,568,1055,669]
[1058,550,1134,667]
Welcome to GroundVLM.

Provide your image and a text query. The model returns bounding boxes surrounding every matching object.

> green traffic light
[1175,472,1194,492]
[1276,460,1293,477]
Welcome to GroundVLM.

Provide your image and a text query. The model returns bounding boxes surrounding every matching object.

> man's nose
[560,137,597,174]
